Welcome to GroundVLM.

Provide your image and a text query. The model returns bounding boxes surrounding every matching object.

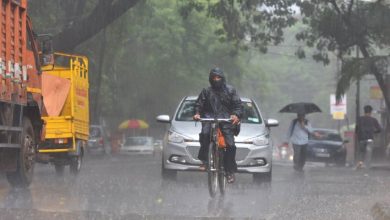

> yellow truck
[38,52,89,175]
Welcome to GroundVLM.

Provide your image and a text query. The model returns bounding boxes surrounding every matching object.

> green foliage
[336,56,390,100]
[28,0,366,135]
[291,0,390,114]
[178,0,298,54]
[29,0,252,130]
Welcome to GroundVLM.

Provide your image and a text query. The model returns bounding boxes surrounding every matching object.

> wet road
[0,153,389,220]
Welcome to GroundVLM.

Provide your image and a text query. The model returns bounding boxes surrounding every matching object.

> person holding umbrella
[280,102,321,171]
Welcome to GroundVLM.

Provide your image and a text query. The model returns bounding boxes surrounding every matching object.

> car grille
[309,143,342,153]
[186,146,250,161]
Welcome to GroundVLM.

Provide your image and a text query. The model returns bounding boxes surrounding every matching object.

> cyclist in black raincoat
[193,67,242,183]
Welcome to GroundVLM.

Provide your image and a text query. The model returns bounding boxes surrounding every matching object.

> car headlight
[168,131,185,143]
[250,135,269,146]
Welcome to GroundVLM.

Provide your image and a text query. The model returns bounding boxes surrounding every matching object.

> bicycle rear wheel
[218,149,226,195]
[208,142,218,198]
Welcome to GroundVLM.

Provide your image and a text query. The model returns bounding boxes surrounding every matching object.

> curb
[372,202,390,220]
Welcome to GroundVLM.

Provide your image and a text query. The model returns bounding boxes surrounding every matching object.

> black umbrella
[279,102,322,114]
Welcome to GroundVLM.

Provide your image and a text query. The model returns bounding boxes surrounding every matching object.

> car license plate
[316,152,330,158]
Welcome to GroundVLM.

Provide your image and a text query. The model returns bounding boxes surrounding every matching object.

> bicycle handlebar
[197,118,232,123]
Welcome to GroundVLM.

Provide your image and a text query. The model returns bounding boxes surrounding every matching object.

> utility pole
[354,0,361,165]
[354,47,360,164]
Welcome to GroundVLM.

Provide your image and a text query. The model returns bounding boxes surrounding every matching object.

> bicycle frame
[199,118,231,197]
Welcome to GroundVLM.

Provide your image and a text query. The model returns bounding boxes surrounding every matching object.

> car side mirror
[266,118,279,127]
[156,115,170,123]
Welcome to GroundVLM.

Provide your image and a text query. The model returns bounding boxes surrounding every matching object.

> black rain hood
[209,67,226,90]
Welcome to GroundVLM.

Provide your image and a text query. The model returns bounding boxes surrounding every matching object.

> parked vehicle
[307,128,347,166]
[153,139,163,156]
[38,53,89,176]
[273,144,293,161]
[87,125,109,154]
[120,136,154,155]
[156,96,278,183]
[0,0,56,187]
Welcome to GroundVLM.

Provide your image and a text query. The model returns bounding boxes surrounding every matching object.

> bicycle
[199,118,231,197]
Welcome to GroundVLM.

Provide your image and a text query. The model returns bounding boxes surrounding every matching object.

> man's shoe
[354,161,363,170]
[293,165,303,172]
[227,173,235,183]
[199,160,208,171]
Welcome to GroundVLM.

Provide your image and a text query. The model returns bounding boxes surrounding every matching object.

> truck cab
[38,53,89,176]
[0,0,47,187]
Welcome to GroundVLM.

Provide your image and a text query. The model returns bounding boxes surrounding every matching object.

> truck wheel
[70,143,83,175]
[70,155,82,175]
[55,164,65,176]
[6,117,35,187]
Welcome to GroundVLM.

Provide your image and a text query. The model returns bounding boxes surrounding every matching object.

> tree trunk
[359,45,390,115]
[92,29,107,123]
[52,0,142,51]
[330,0,390,114]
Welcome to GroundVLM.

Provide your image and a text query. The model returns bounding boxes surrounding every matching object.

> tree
[76,0,250,127]
[29,0,143,51]
[293,0,390,113]
[178,0,298,54]
[180,0,390,113]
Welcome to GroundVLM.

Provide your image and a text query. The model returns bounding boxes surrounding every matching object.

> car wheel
[161,156,177,180]
[335,154,346,167]
[101,145,107,155]
[253,169,272,184]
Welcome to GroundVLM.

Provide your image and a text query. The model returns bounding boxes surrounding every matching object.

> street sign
[330,94,347,120]
[332,112,345,120]
[369,85,383,100]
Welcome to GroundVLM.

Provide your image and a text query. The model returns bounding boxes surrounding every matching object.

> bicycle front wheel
[208,142,218,198]
[218,149,226,195]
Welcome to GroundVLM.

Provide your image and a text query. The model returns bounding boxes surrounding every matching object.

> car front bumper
[306,147,346,162]
[162,141,272,173]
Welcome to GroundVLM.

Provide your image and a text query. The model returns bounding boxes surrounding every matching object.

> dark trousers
[198,122,237,173]
[293,144,307,170]
[357,140,373,166]
[357,140,368,162]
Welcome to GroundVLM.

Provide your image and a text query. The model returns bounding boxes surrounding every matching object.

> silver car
[156,96,278,182]
[87,125,109,154]
[120,136,155,155]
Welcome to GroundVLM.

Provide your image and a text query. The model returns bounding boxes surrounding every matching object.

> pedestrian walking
[355,105,381,169]
[283,113,315,171]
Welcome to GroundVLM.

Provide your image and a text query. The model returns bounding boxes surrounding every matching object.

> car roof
[126,136,153,139]
[312,128,340,134]
[185,96,252,102]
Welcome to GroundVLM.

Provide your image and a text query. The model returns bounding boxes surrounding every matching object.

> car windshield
[310,130,342,142]
[175,100,262,124]
[89,127,101,138]
[125,137,153,146]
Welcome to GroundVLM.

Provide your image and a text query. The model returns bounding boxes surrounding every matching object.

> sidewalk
[370,161,390,220]
[372,202,390,220]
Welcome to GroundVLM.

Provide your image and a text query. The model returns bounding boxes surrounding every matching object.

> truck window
[27,31,32,51]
